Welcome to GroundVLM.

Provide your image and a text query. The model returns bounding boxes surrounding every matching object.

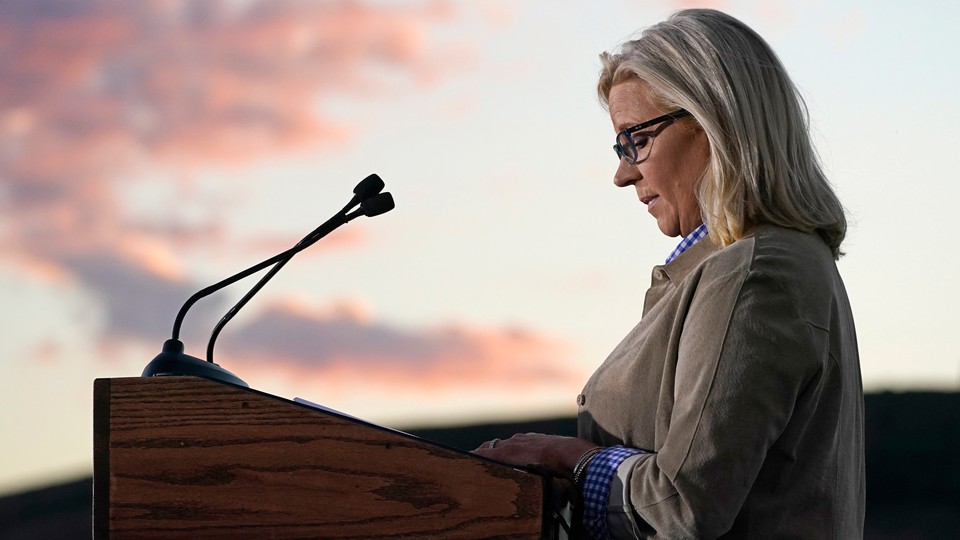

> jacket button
[576,394,586,406]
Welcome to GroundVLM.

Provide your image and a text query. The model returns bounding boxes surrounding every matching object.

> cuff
[581,446,643,539]
[605,452,650,539]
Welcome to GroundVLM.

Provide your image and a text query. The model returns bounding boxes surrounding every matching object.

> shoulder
[664,225,844,329]
[700,224,842,329]
[698,225,835,280]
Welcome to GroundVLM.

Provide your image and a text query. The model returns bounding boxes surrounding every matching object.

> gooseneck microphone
[142,174,394,387]
[204,190,394,364]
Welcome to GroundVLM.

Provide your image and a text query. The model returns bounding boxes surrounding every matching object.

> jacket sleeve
[608,267,823,538]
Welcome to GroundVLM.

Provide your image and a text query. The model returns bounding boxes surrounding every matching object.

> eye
[632,135,651,149]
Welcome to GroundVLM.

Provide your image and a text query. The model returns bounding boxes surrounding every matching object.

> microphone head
[360,192,395,217]
[353,174,385,201]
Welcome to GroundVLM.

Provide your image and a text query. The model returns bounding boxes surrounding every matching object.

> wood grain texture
[94,377,546,539]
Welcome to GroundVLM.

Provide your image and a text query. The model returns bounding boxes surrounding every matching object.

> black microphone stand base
[142,339,249,388]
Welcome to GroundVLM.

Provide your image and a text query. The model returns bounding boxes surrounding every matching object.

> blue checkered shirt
[665,223,708,264]
[581,225,709,539]
[581,446,643,539]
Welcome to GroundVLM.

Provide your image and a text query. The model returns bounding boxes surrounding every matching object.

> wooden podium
[94,377,570,539]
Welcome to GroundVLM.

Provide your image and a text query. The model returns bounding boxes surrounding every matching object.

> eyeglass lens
[617,132,654,165]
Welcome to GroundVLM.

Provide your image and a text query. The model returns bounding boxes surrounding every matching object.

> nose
[613,157,640,188]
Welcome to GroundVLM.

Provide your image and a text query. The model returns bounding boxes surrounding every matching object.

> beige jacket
[578,225,865,539]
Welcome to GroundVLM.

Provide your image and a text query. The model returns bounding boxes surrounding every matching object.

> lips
[641,195,660,207]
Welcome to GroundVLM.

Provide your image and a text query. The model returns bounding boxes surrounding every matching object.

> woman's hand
[472,433,599,479]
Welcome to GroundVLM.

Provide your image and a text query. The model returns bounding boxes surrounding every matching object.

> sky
[1,0,958,496]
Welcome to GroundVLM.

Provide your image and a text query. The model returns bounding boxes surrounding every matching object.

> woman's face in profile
[608,78,710,238]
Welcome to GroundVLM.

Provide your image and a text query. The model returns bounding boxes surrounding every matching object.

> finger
[472,438,501,453]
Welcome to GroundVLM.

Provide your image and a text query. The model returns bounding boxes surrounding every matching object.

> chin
[657,223,682,238]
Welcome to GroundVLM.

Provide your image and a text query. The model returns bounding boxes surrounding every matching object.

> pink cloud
[1,0,467,171]
[31,339,63,365]
[1,1,577,405]
[240,226,371,259]
[476,2,516,28]
[220,299,584,390]
[0,0,470,346]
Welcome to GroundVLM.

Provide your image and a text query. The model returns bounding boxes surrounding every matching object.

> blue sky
[1,0,957,495]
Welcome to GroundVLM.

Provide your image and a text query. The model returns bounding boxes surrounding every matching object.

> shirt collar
[665,223,708,265]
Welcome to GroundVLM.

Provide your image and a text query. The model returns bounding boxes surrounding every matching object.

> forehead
[608,78,662,130]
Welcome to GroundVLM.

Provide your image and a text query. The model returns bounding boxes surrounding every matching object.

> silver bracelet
[572,446,603,487]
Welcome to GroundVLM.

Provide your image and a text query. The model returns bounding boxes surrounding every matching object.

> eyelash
[632,135,651,149]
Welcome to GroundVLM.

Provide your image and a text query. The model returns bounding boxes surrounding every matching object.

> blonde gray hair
[599,9,846,258]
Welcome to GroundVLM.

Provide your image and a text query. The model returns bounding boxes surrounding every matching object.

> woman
[474,9,864,539]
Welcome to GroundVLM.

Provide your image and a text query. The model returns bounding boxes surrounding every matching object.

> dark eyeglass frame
[613,109,692,165]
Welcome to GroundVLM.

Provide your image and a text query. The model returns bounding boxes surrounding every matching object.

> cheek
[676,139,709,203]
[664,164,694,204]
[659,163,702,221]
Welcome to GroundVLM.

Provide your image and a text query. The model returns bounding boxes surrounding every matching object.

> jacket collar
[661,233,720,285]
[642,235,721,316]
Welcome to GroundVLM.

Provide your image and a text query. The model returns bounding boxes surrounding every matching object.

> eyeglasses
[613,109,692,165]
